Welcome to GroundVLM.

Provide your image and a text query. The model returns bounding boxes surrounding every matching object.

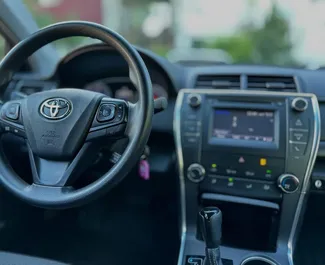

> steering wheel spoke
[86,97,128,141]
[0,100,26,138]
[27,143,96,187]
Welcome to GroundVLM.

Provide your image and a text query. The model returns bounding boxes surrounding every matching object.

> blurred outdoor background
[2,0,325,68]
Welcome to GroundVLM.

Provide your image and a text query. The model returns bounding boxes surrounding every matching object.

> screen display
[212,109,275,142]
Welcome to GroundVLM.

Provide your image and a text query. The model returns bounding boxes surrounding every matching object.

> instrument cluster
[84,73,169,103]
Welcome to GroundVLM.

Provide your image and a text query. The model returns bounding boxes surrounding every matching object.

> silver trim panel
[174,90,186,265]
[201,193,280,210]
[287,94,320,265]
[241,256,278,265]
[174,89,321,265]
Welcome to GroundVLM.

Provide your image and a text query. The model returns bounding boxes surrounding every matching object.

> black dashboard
[4,43,325,185]
[2,42,325,265]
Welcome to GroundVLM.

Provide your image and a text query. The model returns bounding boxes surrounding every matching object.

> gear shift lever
[198,207,223,265]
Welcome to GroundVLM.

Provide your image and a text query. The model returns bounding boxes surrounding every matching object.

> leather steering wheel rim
[0,21,153,208]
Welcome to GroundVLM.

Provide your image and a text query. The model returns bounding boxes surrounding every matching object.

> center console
[174,89,321,265]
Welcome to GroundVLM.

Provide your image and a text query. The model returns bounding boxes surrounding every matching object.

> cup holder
[241,256,278,265]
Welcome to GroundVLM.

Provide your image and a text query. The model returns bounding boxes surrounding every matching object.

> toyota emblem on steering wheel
[40,98,72,120]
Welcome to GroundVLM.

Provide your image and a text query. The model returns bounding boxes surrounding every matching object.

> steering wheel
[0,21,153,209]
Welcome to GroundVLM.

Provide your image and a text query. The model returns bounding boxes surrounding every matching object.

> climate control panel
[187,161,300,200]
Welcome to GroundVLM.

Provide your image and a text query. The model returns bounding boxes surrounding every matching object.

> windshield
[23,0,325,68]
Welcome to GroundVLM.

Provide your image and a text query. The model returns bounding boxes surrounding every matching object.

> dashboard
[83,76,168,103]
[55,45,176,103]
[5,43,325,184]
[3,42,325,265]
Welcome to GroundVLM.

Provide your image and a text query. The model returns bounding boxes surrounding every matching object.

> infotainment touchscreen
[212,109,275,142]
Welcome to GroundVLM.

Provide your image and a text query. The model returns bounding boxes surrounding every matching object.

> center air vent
[195,75,240,89]
[247,75,297,92]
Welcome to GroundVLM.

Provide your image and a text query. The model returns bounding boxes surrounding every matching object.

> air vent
[195,75,240,89]
[247,75,297,92]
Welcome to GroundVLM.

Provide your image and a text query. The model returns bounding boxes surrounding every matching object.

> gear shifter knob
[199,207,223,265]
[199,207,222,248]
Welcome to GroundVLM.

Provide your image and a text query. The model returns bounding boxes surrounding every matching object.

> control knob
[187,163,205,183]
[278,174,300,193]
[187,94,202,108]
[292,97,308,112]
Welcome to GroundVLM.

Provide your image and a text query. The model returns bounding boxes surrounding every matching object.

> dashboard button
[205,176,237,189]
[244,171,256,178]
[201,177,281,200]
[252,182,282,199]
[313,179,325,190]
[207,163,219,173]
[278,174,300,193]
[225,168,238,176]
[183,121,199,133]
[236,155,284,181]
[292,97,308,112]
[187,164,205,183]
[242,181,254,190]
[184,113,199,121]
[262,168,279,180]
[290,142,307,156]
[183,135,200,147]
[315,180,323,189]
[202,154,285,181]
[187,94,201,108]
[290,117,309,130]
[290,130,308,142]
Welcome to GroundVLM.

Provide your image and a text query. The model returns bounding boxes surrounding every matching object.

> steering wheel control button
[0,123,26,138]
[117,104,123,111]
[0,101,26,138]
[188,94,202,108]
[97,104,115,122]
[278,174,300,193]
[90,100,128,134]
[187,163,205,183]
[5,103,20,120]
[292,97,308,112]
[114,103,125,122]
